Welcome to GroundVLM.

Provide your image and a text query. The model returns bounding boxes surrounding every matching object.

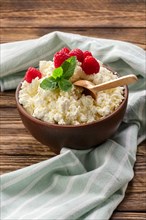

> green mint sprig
[40,56,76,92]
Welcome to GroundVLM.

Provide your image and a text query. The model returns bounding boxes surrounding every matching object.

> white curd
[19,61,124,125]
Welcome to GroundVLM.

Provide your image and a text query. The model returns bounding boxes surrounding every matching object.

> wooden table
[0,1,146,219]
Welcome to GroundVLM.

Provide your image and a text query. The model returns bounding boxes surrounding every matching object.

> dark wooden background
[0,1,146,219]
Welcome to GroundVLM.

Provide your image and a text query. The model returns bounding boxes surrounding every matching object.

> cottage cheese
[19,61,124,125]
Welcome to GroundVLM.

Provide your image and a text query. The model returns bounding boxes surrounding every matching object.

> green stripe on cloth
[0,31,146,220]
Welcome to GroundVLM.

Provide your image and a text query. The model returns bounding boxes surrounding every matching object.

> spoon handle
[91,74,138,92]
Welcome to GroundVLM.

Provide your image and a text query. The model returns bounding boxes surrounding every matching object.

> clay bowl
[15,82,128,154]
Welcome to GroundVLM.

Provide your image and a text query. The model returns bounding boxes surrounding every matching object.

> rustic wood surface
[0,1,146,219]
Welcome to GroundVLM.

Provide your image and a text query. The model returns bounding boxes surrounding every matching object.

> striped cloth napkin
[0,32,146,220]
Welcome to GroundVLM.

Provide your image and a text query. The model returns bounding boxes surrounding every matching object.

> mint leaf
[61,59,70,73]
[58,79,72,91]
[40,77,58,90]
[52,67,63,79]
[40,56,76,92]
[62,56,76,79]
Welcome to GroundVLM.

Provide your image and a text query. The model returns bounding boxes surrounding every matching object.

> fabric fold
[0,31,145,91]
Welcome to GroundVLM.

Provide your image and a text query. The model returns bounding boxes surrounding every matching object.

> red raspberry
[69,48,84,63]
[54,51,70,68]
[24,67,42,83]
[83,51,93,59]
[82,56,100,75]
[60,47,70,54]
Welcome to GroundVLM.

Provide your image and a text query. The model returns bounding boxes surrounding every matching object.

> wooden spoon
[74,74,138,99]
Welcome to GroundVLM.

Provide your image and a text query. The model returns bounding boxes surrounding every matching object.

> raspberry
[83,51,93,59]
[24,67,42,83]
[54,51,70,68]
[69,48,84,63]
[82,56,100,75]
[60,47,70,54]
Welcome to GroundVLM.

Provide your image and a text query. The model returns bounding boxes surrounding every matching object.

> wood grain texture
[112,212,146,220]
[1,28,145,49]
[0,0,146,219]
[1,0,145,27]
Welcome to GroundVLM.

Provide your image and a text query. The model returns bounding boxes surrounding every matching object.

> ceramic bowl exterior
[15,83,128,154]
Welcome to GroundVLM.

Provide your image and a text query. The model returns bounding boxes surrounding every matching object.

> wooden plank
[1,0,145,12]
[0,27,145,50]
[0,142,55,156]
[111,212,146,220]
[0,0,145,28]
[118,191,146,211]
[1,10,144,28]
[0,92,16,107]
[0,155,55,174]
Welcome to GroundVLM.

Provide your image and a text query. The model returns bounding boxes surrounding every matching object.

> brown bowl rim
[15,80,128,128]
